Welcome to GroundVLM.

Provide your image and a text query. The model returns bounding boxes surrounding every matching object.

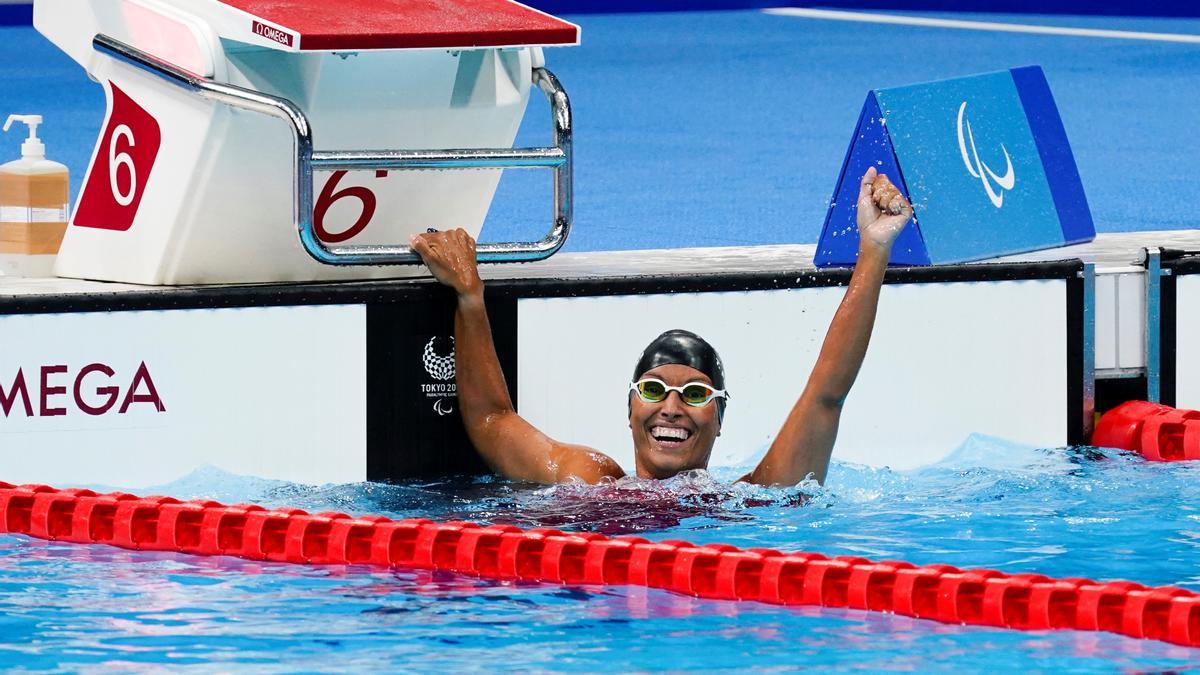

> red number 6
[314,170,375,243]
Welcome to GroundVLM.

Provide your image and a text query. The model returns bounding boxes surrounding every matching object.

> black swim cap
[631,329,727,421]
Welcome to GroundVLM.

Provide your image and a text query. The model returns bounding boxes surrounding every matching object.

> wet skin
[629,364,722,479]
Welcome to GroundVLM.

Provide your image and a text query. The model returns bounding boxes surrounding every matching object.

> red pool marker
[1,482,1198,647]
[1094,401,1200,461]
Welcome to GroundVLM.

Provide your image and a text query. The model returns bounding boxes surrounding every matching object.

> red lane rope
[1,481,1197,647]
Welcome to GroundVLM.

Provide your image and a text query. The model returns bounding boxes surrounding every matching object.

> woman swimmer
[410,167,912,487]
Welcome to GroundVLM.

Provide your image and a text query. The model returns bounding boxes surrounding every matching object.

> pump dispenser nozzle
[3,114,46,159]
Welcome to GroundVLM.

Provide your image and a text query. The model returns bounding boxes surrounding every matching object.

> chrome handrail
[93,34,573,265]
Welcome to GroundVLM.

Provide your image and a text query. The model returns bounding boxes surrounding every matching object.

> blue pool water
[3,436,1200,670]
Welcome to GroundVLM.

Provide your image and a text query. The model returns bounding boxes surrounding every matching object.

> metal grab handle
[93,34,573,265]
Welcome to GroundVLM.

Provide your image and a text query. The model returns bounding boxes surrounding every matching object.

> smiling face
[629,364,722,479]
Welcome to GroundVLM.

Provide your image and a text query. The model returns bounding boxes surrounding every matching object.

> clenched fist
[856,166,913,251]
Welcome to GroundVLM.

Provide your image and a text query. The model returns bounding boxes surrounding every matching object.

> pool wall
[0,256,1087,486]
[0,305,368,487]
[514,268,1079,471]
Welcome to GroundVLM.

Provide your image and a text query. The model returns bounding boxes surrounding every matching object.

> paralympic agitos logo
[0,362,165,418]
[956,101,1016,209]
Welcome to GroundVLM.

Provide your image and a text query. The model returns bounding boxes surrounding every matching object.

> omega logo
[251,21,294,47]
[1,361,165,418]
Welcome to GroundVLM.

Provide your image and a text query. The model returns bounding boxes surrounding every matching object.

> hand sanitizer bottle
[1,114,69,277]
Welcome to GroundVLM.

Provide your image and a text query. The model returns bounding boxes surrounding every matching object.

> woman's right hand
[410,228,484,297]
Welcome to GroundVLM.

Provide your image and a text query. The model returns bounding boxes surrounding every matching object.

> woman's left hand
[856,166,913,251]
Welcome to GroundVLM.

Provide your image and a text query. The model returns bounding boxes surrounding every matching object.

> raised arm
[410,229,624,485]
[747,167,911,486]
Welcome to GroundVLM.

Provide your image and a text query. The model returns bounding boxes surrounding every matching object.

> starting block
[816,66,1095,267]
[33,0,579,284]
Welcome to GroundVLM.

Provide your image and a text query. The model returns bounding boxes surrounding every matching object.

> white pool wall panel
[1094,271,1147,372]
[1116,273,1146,370]
[517,279,1068,472]
[0,304,367,487]
[1177,274,1200,410]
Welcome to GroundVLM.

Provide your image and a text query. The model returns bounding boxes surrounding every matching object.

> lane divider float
[1,481,1198,647]
[1094,401,1200,461]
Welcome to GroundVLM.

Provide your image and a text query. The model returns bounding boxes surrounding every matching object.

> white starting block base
[34,0,579,285]
[59,48,533,284]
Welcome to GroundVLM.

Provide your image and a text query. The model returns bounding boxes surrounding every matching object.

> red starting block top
[216,0,579,51]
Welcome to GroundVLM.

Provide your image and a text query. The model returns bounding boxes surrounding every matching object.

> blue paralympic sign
[815,66,1094,266]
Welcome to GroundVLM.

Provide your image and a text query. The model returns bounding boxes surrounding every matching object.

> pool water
[3,435,1200,670]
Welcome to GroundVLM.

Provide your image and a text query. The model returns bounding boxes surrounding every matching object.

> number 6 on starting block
[816,66,1094,267]
[74,84,162,232]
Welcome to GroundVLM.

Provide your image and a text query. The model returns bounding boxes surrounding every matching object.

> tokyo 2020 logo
[420,336,456,416]
[422,337,455,381]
